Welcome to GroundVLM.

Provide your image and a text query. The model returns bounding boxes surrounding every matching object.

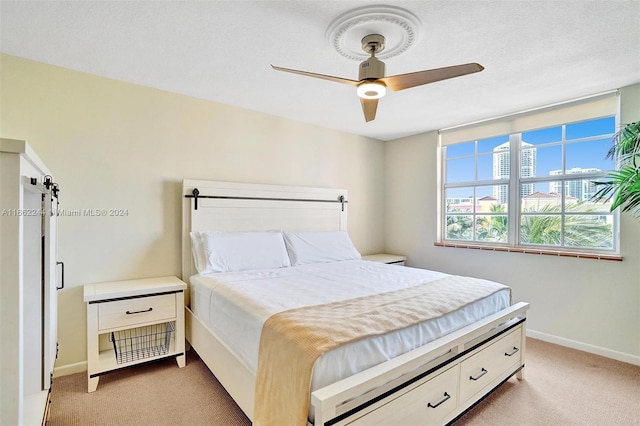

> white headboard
[181,180,348,280]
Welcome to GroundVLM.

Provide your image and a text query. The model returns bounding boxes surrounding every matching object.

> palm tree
[476,204,508,242]
[446,215,473,240]
[520,203,613,248]
[520,214,562,246]
[563,215,613,248]
[592,121,640,217]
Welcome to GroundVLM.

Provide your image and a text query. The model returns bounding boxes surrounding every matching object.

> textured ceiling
[1,0,639,141]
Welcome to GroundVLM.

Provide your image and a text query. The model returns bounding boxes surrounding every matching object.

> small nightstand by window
[362,254,407,266]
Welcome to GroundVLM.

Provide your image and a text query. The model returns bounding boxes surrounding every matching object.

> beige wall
[3,52,638,370]
[385,84,640,363]
[0,54,386,369]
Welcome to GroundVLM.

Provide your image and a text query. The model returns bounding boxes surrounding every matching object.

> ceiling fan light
[357,82,386,99]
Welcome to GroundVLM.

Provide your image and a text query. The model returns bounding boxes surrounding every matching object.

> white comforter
[189,260,511,392]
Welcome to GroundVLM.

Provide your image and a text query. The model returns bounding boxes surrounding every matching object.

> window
[438,93,619,255]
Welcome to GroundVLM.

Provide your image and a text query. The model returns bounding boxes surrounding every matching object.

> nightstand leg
[86,303,100,392]
[176,353,186,368]
[88,376,99,392]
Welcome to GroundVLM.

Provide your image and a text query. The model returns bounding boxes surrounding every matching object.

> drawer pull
[427,392,451,409]
[505,346,520,357]
[469,368,488,381]
[125,307,153,315]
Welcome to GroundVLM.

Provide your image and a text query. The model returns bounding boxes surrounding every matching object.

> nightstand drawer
[98,294,176,331]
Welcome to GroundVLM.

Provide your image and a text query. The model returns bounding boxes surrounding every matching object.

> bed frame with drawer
[181,179,529,425]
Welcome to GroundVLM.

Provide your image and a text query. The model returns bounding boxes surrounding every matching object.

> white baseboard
[527,329,640,366]
[53,361,87,378]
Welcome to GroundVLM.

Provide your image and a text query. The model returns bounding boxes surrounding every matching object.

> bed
[181,180,529,425]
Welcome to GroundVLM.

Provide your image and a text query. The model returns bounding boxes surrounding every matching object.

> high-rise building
[492,141,536,204]
[549,167,601,200]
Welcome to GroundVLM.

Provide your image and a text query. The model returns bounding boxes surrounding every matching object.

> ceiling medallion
[325,5,421,61]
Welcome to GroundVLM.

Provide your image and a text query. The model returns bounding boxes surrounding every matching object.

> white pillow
[283,231,361,266]
[193,231,291,274]
[190,232,207,274]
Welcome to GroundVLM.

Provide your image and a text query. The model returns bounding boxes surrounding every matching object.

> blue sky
[445,116,616,199]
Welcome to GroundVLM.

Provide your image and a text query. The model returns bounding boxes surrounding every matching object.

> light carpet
[47,338,640,425]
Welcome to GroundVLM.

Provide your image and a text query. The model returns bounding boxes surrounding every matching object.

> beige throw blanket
[253,275,509,425]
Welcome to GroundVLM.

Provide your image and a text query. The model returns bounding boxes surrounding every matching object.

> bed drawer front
[98,294,176,331]
[459,327,522,403]
[347,364,460,425]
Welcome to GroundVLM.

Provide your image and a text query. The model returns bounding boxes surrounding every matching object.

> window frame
[438,114,620,257]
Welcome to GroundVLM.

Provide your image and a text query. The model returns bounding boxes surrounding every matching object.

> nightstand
[83,276,187,392]
[362,253,407,265]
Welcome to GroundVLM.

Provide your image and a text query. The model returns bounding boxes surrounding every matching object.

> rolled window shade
[439,91,619,146]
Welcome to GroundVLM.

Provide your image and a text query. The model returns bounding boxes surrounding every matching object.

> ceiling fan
[272,34,484,122]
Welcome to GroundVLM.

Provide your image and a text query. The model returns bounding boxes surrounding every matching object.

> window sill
[433,241,622,261]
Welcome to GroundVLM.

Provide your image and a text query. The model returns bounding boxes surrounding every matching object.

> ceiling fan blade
[271,65,360,87]
[380,63,484,91]
[360,98,378,122]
